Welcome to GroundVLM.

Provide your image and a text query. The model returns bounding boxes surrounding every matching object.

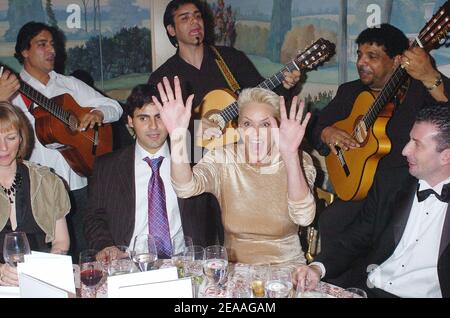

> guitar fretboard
[19,81,71,125]
[361,66,409,129]
[218,60,300,123]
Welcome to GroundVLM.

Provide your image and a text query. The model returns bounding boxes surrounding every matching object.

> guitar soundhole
[68,114,79,132]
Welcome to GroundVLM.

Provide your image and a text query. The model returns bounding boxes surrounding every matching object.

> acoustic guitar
[11,70,113,177]
[325,2,449,201]
[195,38,336,150]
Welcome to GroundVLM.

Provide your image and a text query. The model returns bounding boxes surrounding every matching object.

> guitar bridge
[336,147,350,177]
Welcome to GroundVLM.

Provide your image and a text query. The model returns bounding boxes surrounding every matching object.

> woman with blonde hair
[154,77,316,265]
[0,102,70,286]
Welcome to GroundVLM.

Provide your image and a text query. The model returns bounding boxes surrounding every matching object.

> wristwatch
[426,73,443,91]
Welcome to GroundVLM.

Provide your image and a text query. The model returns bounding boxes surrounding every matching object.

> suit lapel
[117,145,136,216]
[439,204,450,257]
[391,177,418,247]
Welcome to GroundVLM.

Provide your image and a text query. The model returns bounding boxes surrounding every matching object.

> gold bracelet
[426,73,443,91]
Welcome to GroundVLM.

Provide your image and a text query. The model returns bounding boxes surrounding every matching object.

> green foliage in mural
[66,27,151,81]
[234,24,269,57]
[305,90,334,112]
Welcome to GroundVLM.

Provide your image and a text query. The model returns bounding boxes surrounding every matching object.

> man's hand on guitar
[321,126,360,155]
[153,76,193,135]
[197,117,223,141]
[0,68,20,102]
[79,109,104,131]
[402,48,440,85]
[270,96,311,158]
[282,70,301,89]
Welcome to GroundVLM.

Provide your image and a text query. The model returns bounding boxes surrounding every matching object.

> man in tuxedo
[294,103,450,298]
[83,84,187,260]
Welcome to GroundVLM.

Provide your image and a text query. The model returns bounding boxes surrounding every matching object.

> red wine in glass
[80,268,103,287]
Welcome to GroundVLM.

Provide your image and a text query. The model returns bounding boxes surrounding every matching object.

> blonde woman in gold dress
[153,77,316,265]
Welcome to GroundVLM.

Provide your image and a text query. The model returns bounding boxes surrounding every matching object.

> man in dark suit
[83,84,189,260]
[294,103,450,298]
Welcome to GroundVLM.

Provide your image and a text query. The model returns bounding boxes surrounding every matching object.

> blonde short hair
[0,101,32,160]
[237,87,280,119]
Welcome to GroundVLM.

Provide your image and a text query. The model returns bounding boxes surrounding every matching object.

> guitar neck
[362,66,409,128]
[362,39,426,129]
[218,61,299,122]
[19,81,70,125]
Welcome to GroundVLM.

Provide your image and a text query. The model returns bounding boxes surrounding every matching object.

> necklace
[1,173,23,204]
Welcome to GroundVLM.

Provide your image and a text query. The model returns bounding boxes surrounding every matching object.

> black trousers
[67,186,88,264]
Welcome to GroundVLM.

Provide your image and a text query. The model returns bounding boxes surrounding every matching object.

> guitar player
[3,22,123,263]
[148,0,302,247]
[310,23,449,286]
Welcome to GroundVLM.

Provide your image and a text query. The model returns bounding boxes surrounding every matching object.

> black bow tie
[417,183,450,203]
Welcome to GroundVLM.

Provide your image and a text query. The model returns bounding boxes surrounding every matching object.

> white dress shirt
[130,141,184,254]
[368,177,449,298]
[12,69,123,190]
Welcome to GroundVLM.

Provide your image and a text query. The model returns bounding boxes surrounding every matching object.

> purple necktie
[144,156,172,258]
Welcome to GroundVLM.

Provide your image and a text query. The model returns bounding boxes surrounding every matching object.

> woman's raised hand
[152,76,194,135]
[269,96,311,157]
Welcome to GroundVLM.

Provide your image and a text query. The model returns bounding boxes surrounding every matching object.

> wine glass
[3,231,31,267]
[203,245,228,296]
[79,249,104,298]
[132,234,158,272]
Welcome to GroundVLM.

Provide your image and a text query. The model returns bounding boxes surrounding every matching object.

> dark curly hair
[356,23,409,58]
[14,22,56,64]
[125,84,160,117]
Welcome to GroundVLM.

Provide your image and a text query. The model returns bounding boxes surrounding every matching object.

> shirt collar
[20,68,57,87]
[418,176,450,195]
[135,140,170,162]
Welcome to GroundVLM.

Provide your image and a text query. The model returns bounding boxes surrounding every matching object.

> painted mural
[0,0,152,100]
[0,0,448,105]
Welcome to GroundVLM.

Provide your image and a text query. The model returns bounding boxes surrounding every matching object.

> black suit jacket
[316,167,450,297]
[83,144,187,251]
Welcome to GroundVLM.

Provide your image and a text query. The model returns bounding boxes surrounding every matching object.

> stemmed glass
[202,245,228,296]
[3,231,31,267]
[132,234,158,272]
[79,249,104,298]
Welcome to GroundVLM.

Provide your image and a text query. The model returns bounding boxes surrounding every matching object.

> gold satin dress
[173,144,316,265]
